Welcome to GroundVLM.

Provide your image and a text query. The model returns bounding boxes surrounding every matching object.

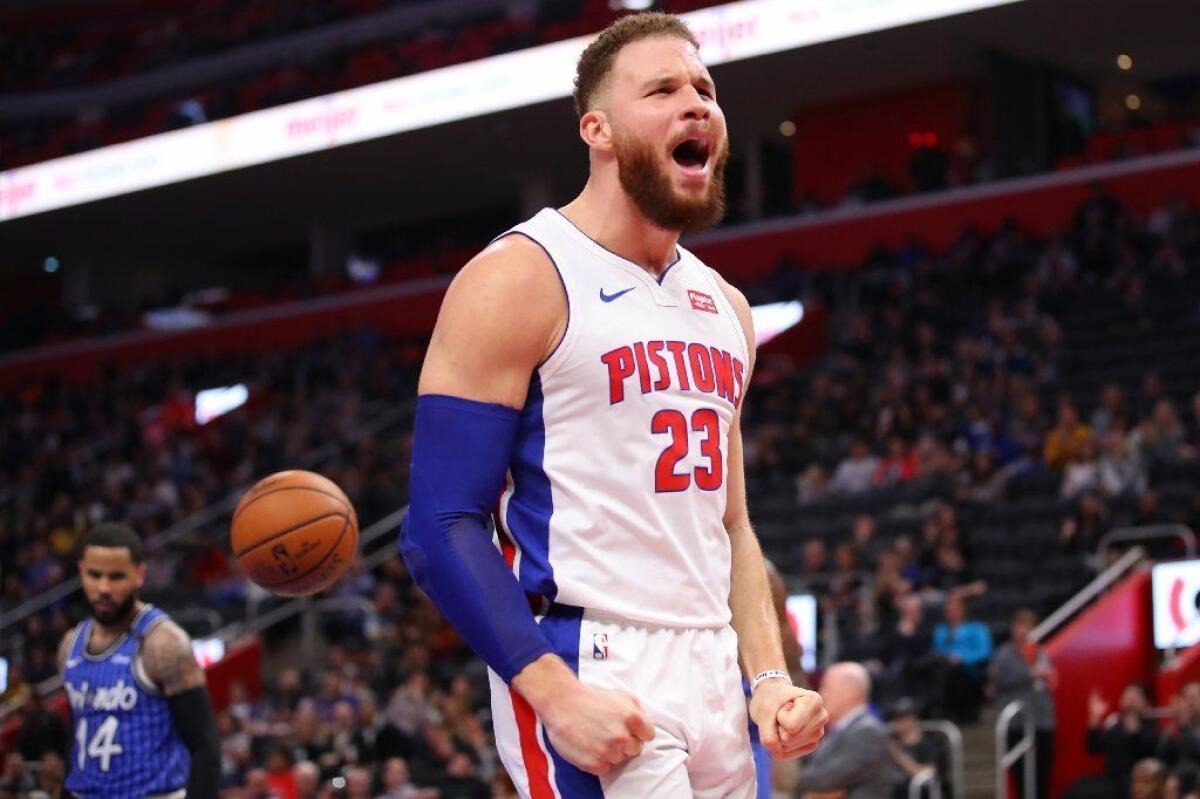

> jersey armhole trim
[132,614,170,695]
[494,230,574,378]
[698,264,753,383]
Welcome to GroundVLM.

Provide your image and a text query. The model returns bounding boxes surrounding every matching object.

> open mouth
[671,137,711,175]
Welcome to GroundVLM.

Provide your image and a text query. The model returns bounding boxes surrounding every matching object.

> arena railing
[0,399,414,646]
[1029,545,1147,644]
[908,768,940,799]
[213,505,408,655]
[919,720,963,799]
[994,700,1035,799]
[1097,524,1196,561]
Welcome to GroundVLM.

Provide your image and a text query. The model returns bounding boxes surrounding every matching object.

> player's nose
[678,86,710,122]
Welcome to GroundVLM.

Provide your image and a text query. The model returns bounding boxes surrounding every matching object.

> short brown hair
[572,12,700,118]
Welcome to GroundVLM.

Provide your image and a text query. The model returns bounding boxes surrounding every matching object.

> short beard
[615,129,727,236]
[93,592,137,626]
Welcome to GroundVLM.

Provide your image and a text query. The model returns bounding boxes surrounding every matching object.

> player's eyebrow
[640,73,716,93]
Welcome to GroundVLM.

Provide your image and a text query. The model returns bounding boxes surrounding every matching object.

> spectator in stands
[1086,684,1160,798]
[794,662,901,798]
[377,757,424,799]
[1099,429,1148,497]
[887,697,947,798]
[991,608,1058,798]
[851,514,884,572]
[874,435,920,487]
[0,753,37,797]
[1132,399,1196,465]
[796,464,832,505]
[876,594,935,708]
[15,691,68,762]
[294,761,320,799]
[1156,687,1200,773]
[1061,491,1111,555]
[265,747,298,799]
[1062,435,1103,498]
[832,439,881,494]
[1131,759,1168,799]
[1091,384,1130,435]
[931,596,993,723]
[803,539,830,576]
[1045,400,1092,469]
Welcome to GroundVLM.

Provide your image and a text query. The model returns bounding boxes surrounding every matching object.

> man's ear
[579,108,614,153]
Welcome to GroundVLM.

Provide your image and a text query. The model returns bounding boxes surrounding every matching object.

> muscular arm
[409,236,577,695]
[716,274,826,759]
[141,621,219,799]
[715,277,784,681]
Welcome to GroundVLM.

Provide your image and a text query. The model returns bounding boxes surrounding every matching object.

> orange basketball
[231,470,359,597]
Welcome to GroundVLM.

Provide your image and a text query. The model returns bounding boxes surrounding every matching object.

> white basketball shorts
[489,603,757,799]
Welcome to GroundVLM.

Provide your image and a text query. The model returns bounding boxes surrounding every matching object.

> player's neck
[94,600,143,636]
[559,182,680,276]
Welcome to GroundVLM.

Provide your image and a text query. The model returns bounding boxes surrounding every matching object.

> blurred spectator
[294,761,320,799]
[1132,400,1195,466]
[1045,400,1092,469]
[1062,435,1103,498]
[991,608,1057,798]
[887,697,948,799]
[1086,684,1160,798]
[1099,430,1148,497]
[876,594,935,712]
[1061,492,1111,554]
[932,596,993,723]
[16,691,69,762]
[794,662,901,798]
[1131,759,1168,799]
[832,440,880,495]
[1156,684,1200,772]
[1091,384,1130,435]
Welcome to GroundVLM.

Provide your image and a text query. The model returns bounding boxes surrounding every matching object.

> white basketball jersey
[495,209,750,628]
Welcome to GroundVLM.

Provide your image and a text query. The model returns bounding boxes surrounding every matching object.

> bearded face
[613,120,728,235]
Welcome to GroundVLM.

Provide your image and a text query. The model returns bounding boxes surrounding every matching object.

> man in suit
[795,662,903,799]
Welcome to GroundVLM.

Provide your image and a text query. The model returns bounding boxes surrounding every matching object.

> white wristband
[750,669,791,693]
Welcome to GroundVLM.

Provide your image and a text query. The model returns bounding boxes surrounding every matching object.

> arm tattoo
[141,621,207,695]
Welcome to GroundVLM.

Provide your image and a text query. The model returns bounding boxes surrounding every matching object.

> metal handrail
[908,768,941,799]
[1098,524,1196,560]
[171,609,224,638]
[0,402,411,634]
[214,506,407,643]
[919,720,963,799]
[995,700,1035,799]
[1030,545,1145,643]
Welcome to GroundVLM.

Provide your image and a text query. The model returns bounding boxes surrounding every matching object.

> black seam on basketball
[232,485,350,522]
[232,511,348,558]
[253,516,352,589]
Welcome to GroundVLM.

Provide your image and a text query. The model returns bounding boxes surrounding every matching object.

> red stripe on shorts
[510,687,556,799]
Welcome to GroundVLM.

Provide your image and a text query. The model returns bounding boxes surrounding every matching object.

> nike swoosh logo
[600,287,635,303]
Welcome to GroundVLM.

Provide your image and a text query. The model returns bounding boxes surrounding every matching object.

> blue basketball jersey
[64,604,190,798]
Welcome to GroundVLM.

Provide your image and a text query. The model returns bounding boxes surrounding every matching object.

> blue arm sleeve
[399,393,553,683]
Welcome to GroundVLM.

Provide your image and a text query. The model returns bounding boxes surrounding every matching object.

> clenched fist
[749,680,828,760]
[514,654,656,775]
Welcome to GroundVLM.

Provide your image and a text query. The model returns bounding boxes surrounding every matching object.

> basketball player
[400,12,827,798]
[57,523,220,798]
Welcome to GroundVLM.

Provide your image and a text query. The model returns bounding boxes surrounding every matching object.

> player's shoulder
[702,264,751,318]
[58,621,84,669]
[451,232,561,300]
[140,616,205,694]
[695,261,755,361]
[142,614,191,652]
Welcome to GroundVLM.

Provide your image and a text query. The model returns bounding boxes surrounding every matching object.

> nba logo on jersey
[688,290,718,314]
[592,633,609,660]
